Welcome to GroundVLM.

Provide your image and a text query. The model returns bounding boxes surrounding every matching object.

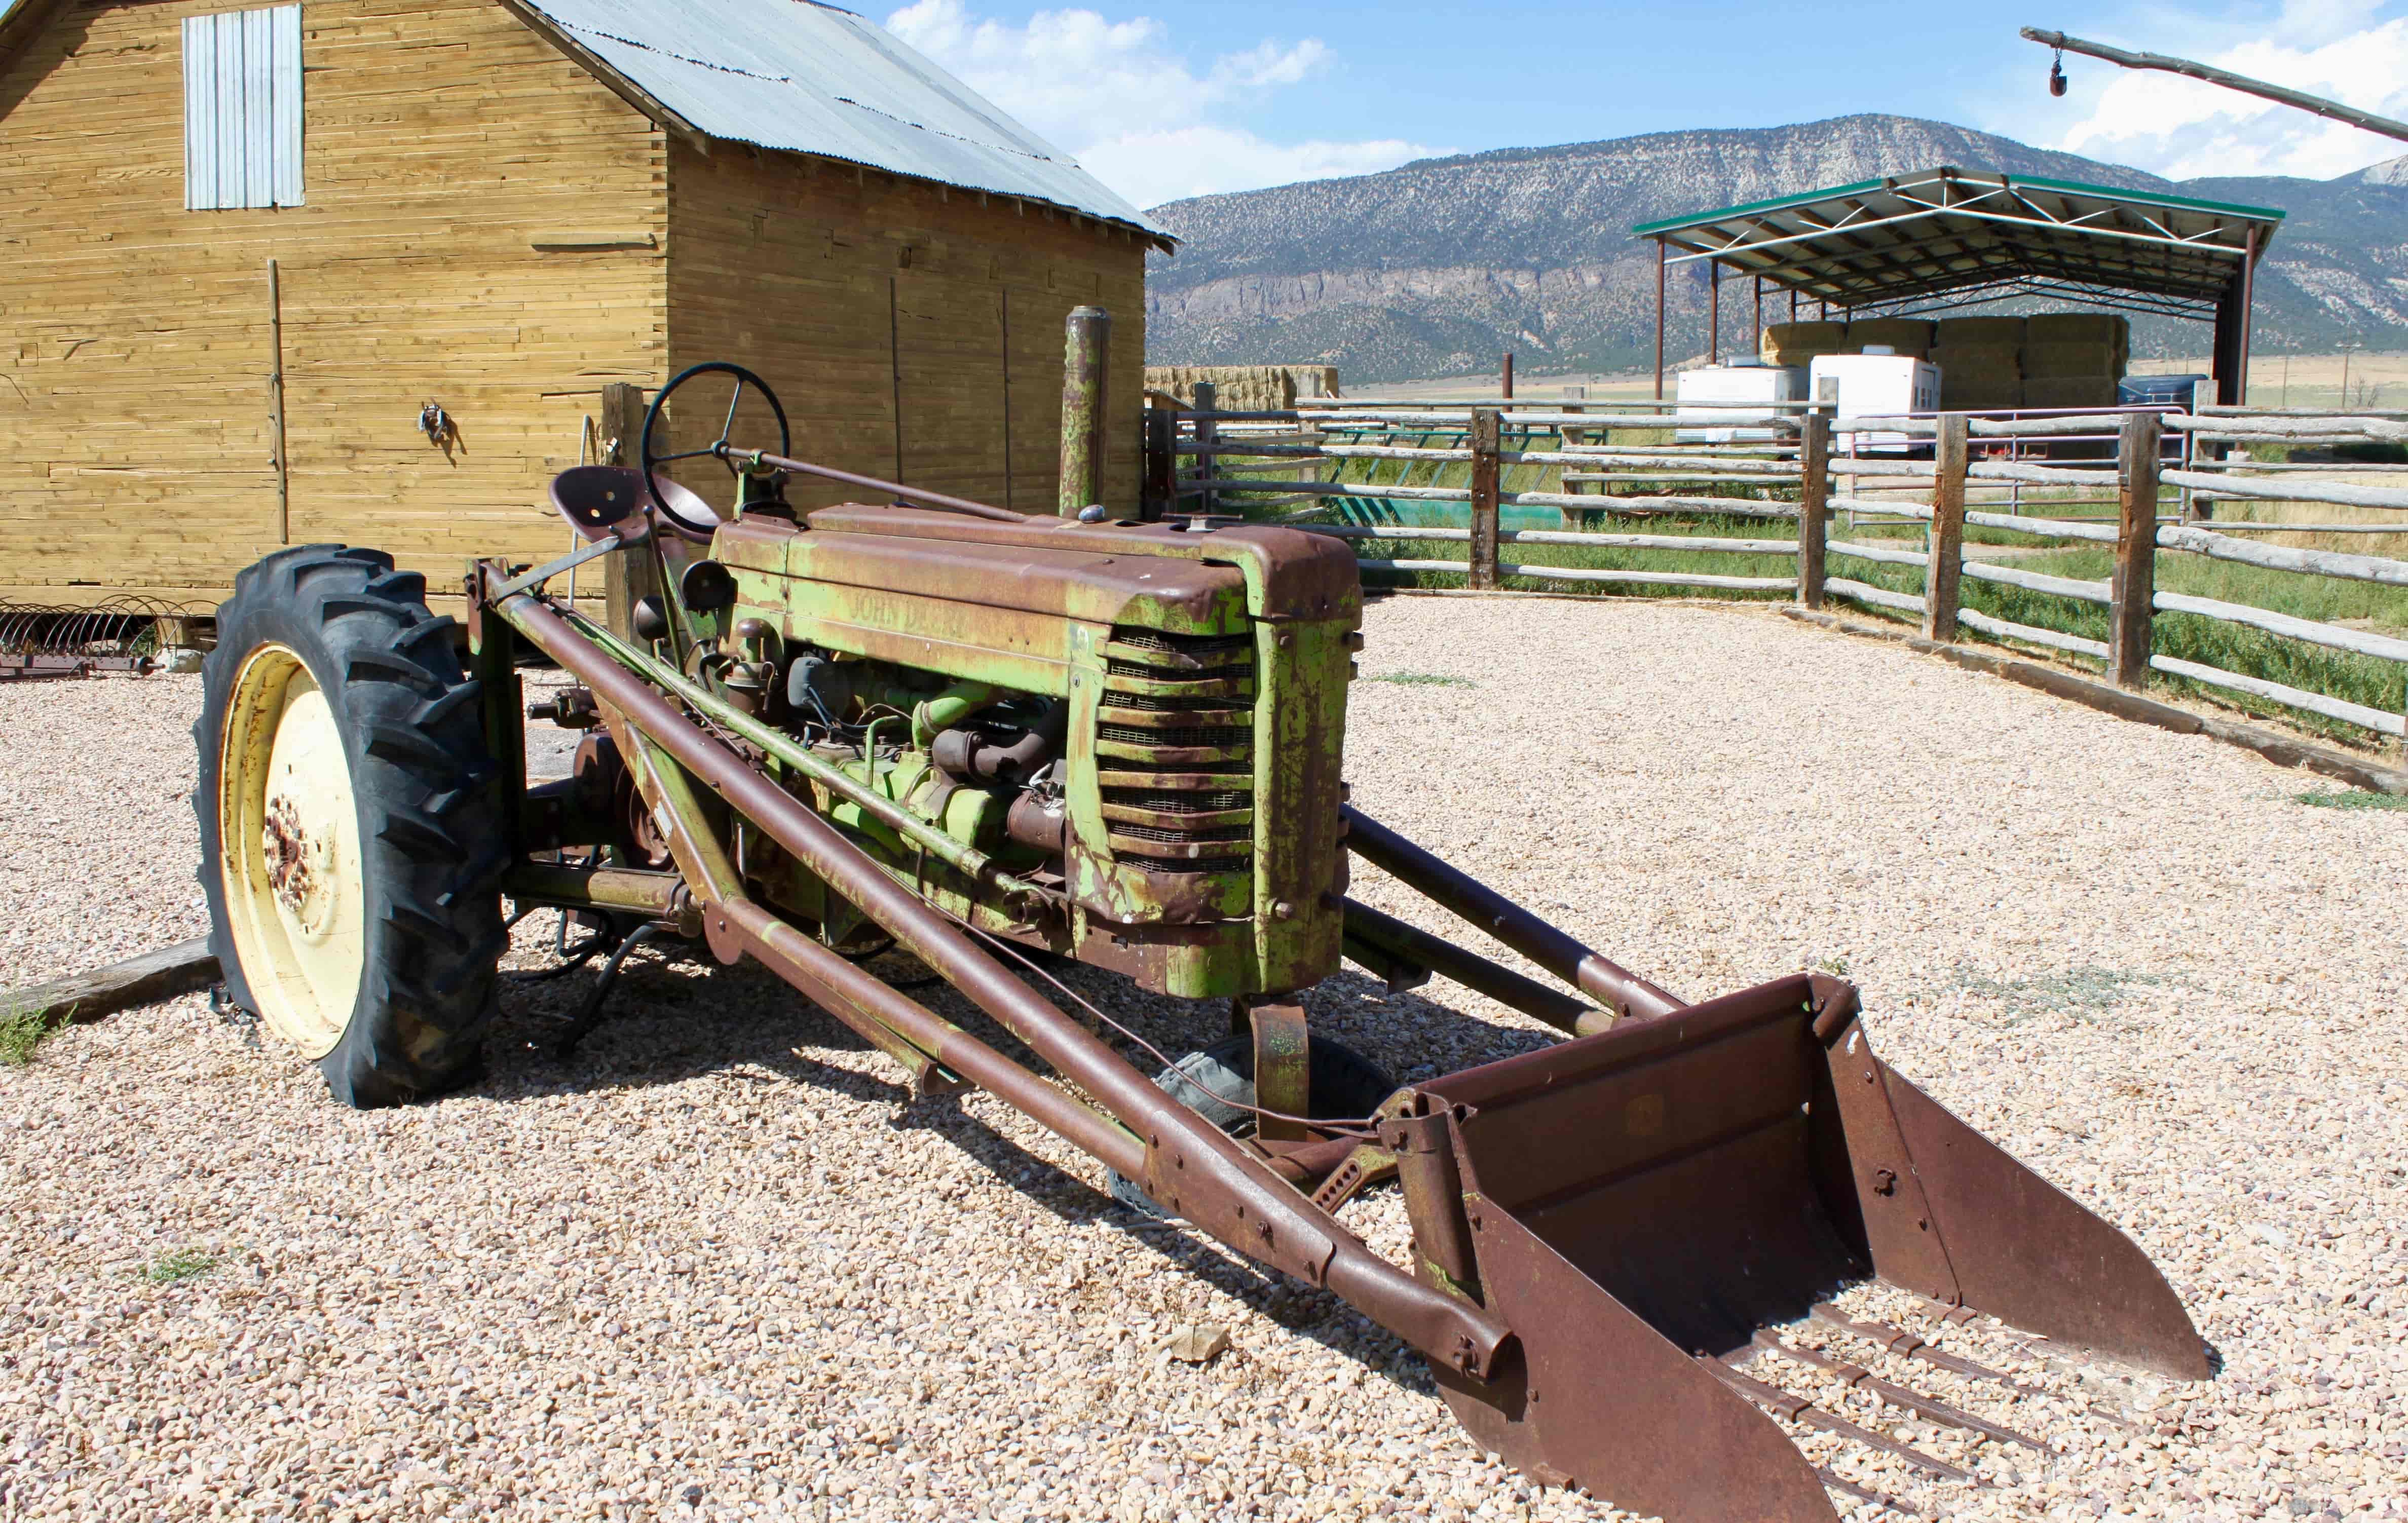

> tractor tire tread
[195,545,504,1109]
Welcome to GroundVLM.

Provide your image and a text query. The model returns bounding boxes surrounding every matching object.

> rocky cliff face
[1144,114,2408,382]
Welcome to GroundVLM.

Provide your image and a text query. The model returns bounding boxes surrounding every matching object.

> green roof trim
[1631,178,1885,236]
[1630,169,2285,238]
[2006,174,2285,223]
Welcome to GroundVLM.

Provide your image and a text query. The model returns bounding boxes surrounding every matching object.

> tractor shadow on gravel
[478,942,1560,1394]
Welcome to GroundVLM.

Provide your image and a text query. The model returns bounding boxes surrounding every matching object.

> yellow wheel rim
[217,643,367,1058]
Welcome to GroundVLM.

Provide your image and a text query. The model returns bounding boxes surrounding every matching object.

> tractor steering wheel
[639,362,792,540]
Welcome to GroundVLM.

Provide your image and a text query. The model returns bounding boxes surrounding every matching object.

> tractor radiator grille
[1098,624,1257,874]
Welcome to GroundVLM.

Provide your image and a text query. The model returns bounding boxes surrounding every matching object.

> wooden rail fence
[1140,394,2408,742]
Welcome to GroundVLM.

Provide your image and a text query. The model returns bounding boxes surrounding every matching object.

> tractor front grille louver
[1097,624,1257,874]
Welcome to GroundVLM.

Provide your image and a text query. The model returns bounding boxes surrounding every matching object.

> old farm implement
[195,363,2209,1519]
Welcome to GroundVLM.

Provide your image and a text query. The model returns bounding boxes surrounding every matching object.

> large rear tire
[195,546,506,1107]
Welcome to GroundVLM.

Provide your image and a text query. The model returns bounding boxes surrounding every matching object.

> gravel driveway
[3,598,2402,1522]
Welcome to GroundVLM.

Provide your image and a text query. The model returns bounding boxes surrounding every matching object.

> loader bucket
[1410,972,2206,1521]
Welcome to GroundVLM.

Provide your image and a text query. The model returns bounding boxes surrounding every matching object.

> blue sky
[884,0,2408,206]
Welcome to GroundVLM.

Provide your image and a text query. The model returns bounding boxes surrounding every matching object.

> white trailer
[1674,362,1807,443]
[1809,351,1940,453]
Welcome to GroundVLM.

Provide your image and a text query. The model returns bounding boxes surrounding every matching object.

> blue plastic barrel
[2117,373,2208,406]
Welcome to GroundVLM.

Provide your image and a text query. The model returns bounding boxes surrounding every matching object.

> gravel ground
[4,600,2404,1523]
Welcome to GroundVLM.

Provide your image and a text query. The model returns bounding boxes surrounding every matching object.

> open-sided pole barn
[0,0,1170,608]
[1633,166,2279,404]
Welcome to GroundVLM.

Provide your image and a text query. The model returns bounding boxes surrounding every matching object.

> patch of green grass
[143,1248,219,1286]
[0,999,65,1068]
[1363,672,1476,687]
[2297,787,2408,810]
[1952,966,2160,1025]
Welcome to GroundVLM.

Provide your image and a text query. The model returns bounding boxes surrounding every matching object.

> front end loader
[196,363,2210,1519]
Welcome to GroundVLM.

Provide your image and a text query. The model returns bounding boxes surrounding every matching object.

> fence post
[2109,411,2163,689]
[1797,406,1830,610]
[1557,395,1588,528]
[1057,305,1110,516]
[1140,404,1174,522]
[1922,412,1968,642]
[599,380,657,639]
[1469,406,1501,590]
[1190,382,1217,517]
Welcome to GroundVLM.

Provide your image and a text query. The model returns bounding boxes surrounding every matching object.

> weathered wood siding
[664,142,1146,518]
[0,0,666,601]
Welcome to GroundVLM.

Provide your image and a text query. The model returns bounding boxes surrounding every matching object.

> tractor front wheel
[195,546,506,1107]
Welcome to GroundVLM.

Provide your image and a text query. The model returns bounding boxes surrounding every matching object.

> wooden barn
[0,0,1168,608]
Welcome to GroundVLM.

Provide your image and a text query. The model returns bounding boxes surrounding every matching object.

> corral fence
[1138,387,2408,743]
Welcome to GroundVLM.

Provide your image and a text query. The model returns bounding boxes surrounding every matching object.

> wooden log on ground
[4,938,218,1025]
[1780,606,2408,793]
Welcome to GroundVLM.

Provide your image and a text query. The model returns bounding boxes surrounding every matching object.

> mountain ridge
[1143,113,2408,382]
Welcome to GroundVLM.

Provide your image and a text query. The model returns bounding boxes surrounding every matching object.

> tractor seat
[549,466,720,544]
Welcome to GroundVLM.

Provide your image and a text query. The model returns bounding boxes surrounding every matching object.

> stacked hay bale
[1931,316,2026,411]
[1144,365,1342,410]
[1761,321,1849,368]
[2020,314,2128,410]
[1844,317,1935,360]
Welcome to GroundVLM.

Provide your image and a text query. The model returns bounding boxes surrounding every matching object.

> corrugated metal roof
[515,0,1166,240]
[1633,166,2278,316]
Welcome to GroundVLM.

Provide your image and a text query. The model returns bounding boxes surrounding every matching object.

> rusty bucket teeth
[1405,970,2207,1521]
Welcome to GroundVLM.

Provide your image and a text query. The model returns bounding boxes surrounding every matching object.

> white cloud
[2042,1,2408,179]
[884,0,1444,207]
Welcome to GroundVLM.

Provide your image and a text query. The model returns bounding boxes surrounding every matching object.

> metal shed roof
[507,0,1168,243]
[1632,165,2280,319]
